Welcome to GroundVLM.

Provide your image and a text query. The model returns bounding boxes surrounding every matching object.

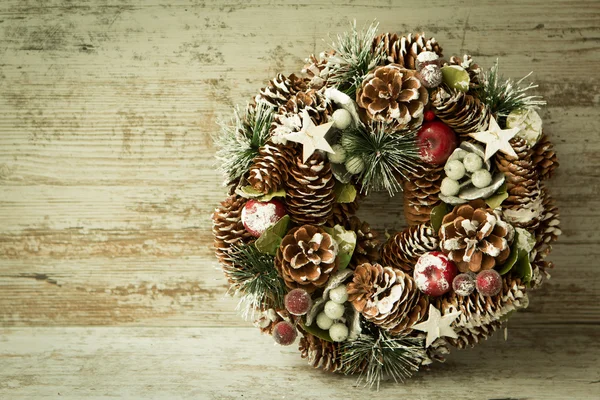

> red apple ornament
[414,251,458,297]
[241,199,286,237]
[417,121,458,165]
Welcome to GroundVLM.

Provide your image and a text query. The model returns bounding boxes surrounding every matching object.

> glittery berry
[452,273,476,296]
[284,288,312,316]
[424,110,436,122]
[476,270,503,297]
[272,321,297,346]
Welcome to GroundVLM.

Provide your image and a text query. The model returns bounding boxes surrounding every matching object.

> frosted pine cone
[272,89,332,142]
[299,332,344,373]
[356,64,428,130]
[302,51,335,90]
[532,134,559,181]
[212,195,254,271]
[402,164,444,226]
[347,263,428,334]
[256,73,308,107]
[381,223,439,271]
[275,225,338,292]
[374,32,443,69]
[247,143,298,194]
[439,200,514,273]
[431,86,490,137]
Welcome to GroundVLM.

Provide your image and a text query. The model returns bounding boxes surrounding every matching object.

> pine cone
[247,143,298,194]
[275,225,339,292]
[302,51,335,90]
[439,200,514,273]
[347,216,381,268]
[254,308,292,335]
[374,32,443,69]
[347,263,428,335]
[298,332,344,373]
[447,55,481,88]
[212,195,254,272]
[272,89,332,141]
[402,164,444,226]
[449,320,504,349]
[356,65,428,130]
[495,138,543,230]
[381,223,439,271]
[285,153,335,226]
[326,197,361,228]
[431,86,490,137]
[532,134,559,181]
[533,186,561,261]
[256,73,308,107]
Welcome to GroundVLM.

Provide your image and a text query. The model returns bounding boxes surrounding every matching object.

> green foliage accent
[496,228,535,278]
[514,250,533,285]
[223,244,286,319]
[254,215,290,255]
[235,185,264,198]
[302,322,333,342]
[215,102,275,184]
[340,330,426,389]
[341,123,420,196]
[333,181,357,203]
[331,225,357,270]
[485,182,508,209]
[259,189,286,201]
[430,202,451,232]
[441,65,470,92]
[477,61,546,117]
[497,242,520,275]
[327,20,384,98]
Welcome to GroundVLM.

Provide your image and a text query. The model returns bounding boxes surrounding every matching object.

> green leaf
[235,185,263,198]
[513,250,533,285]
[497,241,520,275]
[254,215,290,255]
[485,183,509,209]
[258,189,286,202]
[331,225,357,271]
[302,322,333,342]
[430,202,451,233]
[333,182,357,203]
[441,65,470,92]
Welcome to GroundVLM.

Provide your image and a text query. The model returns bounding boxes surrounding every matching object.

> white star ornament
[285,109,335,163]
[412,304,462,348]
[469,115,519,161]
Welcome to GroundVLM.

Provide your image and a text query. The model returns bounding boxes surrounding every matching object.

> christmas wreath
[212,22,560,388]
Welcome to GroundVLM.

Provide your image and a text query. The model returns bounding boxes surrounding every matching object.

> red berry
[417,121,458,165]
[476,270,503,296]
[413,251,458,297]
[452,273,476,296]
[424,110,436,122]
[272,321,297,346]
[284,288,312,316]
[241,199,287,237]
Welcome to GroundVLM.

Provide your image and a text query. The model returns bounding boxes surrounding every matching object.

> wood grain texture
[0,0,599,398]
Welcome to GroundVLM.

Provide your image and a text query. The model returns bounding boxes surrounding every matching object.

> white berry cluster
[316,284,350,342]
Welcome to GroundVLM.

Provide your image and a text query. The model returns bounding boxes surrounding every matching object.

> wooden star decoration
[412,304,461,348]
[285,109,335,163]
[468,115,519,161]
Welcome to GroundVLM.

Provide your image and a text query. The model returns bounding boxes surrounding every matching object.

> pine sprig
[327,20,384,97]
[223,243,286,319]
[215,102,275,184]
[477,60,546,117]
[341,331,426,390]
[341,123,420,195]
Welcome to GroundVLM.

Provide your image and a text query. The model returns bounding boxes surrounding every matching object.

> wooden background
[1,1,599,398]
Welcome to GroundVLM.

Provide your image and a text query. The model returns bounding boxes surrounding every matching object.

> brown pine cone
[275,225,339,292]
[212,195,254,273]
[356,64,428,130]
[326,198,361,228]
[402,164,444,226]
[439,200,514,273]
[495,138,543,230]
[532,134,559,181]
[272,89,332,141]
[347,216,380,268]
[347,263,428,335]
[302,51,335,90]
[374,32,443,69]
[256,73,308,108]
[430,86,490,137]
[449,321,504,349]
[533,186,561,261]
[247,143,298,194]
[298,332,344,373]
[381,223,439,271]
[285,153,335,226]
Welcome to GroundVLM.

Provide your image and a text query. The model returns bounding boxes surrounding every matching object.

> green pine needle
[341,123,420,196]
[215,102,275,184]
[477,60,546,117]
[341,331,426,390]
[222,243,286,319]
[327,20,384,97]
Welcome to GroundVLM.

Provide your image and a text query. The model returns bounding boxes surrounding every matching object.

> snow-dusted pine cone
[212,194,254,271]
[247,143,298,194]
[403,164,444,226]
[298,332,344,373]
[533,186,561,261]
[275,225,339,293]
[439,200,514,273]
[302,51,335,90]
[431,86,490,137]
[381,223,439,271]
[256,73,308,107]
[533,134,559,181]
[272,89,332,141]
[356,64,428,130]
[374,32,443,69]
